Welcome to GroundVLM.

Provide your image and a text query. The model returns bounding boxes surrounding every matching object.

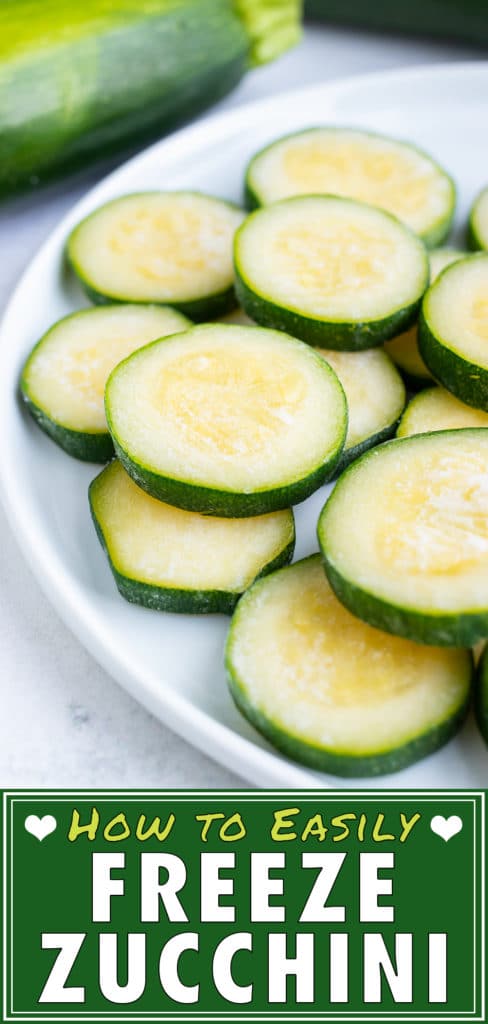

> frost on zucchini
[468,186,488,251]
[67,192,244,319]
[20,304,190,462]
[318,430,488,647]
[226,556,472,776]
[105,323,347,516]
[235,195,429,349]
[317,348,405,471]
[89,461,295,614]
[384,248,466,386]
[397,386,488,439]
[245,127,455,245]
[419,254,488,410]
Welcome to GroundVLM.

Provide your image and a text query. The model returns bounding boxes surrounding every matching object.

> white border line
[0,63,487,795]
[3,791,485,1023]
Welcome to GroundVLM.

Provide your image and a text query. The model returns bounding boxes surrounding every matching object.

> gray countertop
[0,24,481,788]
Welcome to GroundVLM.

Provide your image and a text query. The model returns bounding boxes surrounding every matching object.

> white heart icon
[430,814,463,842]
[24,814,57,842]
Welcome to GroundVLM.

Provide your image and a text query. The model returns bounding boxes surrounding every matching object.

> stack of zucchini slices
[19,138,488,776]
[385,247,467,388]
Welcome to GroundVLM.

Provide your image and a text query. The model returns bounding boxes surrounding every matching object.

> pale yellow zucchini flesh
[398,387,488,438]
[237,196,426,321]
[384,248,466,382]
[318,347,405,456]
[105,323,347,515]
[246,128,455,244]
[226,556,471,774]
[22,305,191,434]
[68,191,244,314]
[469,187,488,250]
[235,195,428,350]
[319,430,488,646]
[90,461,295,612]
[422,255,488,370]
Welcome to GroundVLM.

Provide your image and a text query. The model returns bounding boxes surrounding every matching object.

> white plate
[1,62,487,789]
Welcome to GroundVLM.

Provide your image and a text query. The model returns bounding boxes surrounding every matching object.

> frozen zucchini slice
[429,247,468,279]
[384,248,466,386]
[317,348,405,471]
[468,186,488,251]
[20,304,190,462]
[234,196,429,349]
[105,323,347,516]
[90,461,295,614]
[245,127,455,246]
[384,325,430,385]
[398,386,488,439]
[218,308,255,325]
[419,254,488,410]
[475,644,488,746]
[67,191,244,319]
[226,556,472,776]
[318,430,488,647]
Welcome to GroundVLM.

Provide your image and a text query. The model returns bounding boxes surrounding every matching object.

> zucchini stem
[234,0,302,64]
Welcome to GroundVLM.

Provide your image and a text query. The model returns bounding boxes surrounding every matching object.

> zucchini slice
[67,192,244,319]
[418,254,488,410]
[317,348,405,471]
[234,196,429,349]
[318,430,488,647]
[90,460,295,614]
[429,247,468,279]
[468,186,488,251]
[475,644,488,746]
[245,127,455,246]
[20,304,191,462]
[397,386,488,439]
[105,323,347,516]
[226,555,472,776]
[384,325,430,385]
[218,308,255,325]
[384,248,466,386]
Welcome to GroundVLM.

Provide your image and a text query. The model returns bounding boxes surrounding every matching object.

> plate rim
[0,59,486,789]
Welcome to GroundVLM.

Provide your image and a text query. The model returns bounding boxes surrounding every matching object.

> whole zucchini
[305,0,488,48]
[0,0,301,196]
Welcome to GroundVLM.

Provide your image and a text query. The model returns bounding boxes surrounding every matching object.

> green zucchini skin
[475,646,488,746]
[235,198,429,350]
[226,554,473,776]
[21,393,114,463]
[244,128,455,249]
[467,222,482,252]
[235,269,422,351]
[321,555,488,648]
[227,668,471,776]
[67,191,243,320]
[111,433,343,517]
[89,474,296,614]
[304,0,488,49]
[0,1,300,197]
[81,280,238,323]
[418,308,488,412]
[319,434,488,647]
[467,187,488,251]
[333,419,401,477]
[105,324,348,517]
[20,303,193,462]
[246,184,452,250]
